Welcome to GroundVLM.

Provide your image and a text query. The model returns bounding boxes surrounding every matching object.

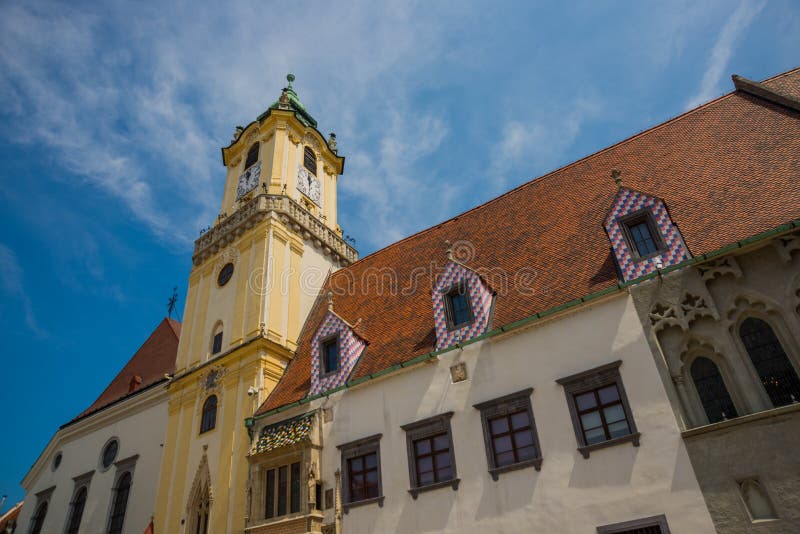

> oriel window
[264,461,302,519]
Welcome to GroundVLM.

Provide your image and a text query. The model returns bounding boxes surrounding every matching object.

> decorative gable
[604,187,691,282]
[432,261,494,350]
[309,311,366,396]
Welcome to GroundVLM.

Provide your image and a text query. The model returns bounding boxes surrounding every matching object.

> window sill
[488,457,542,480]
[408,478,460,499]
[343,495,384,513]
[578,432,640,459]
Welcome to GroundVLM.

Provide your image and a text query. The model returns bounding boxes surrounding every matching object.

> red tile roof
[64,318,181,426]
[257,68,800,415]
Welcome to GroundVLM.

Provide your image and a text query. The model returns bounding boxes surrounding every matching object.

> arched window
[201,395,218,433]
[65,486,88,534]
[740,317,800,407]
[29,501,48,534]
[690,357,738,423]
[108,472,132,534]
[245,143,260,169]
[303,146,317,175]
[191,484,211,534]
[211,323,223,356]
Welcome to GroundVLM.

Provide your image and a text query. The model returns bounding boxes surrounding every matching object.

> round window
[53,452,62,471]
[217,263,234,286]
[101,439,119,469]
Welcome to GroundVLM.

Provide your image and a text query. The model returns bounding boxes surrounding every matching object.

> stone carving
[649,291,718,332]
[726,294,776,321]
[232,126,244,143]
[449,362,467,383]
[773,231,800,263]
[199,365,227,393]
[303,133,320,151]
[697,256,742,281]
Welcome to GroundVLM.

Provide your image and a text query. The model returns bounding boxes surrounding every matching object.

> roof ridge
[339,68,792,273]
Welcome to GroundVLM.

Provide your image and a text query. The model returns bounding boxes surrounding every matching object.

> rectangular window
[265,469,275,519]
[338,434,383,511]
[277,465,288,516]
[596,513,671,533]
[401,413,459,498]
[474,388,542,479]
[556,361,640,458]
[212,332,223,354]
[290,462,301,514]
[620,210,665,259]
[321,337,339,374]
[445,284,473,328]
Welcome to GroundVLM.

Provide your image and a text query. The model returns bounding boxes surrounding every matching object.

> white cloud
[686,0,766,109]
[0,243,47,338]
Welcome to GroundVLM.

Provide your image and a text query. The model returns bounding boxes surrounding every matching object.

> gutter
[247,217,800,424]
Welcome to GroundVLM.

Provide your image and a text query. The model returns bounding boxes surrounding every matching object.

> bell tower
[154,74,356,534]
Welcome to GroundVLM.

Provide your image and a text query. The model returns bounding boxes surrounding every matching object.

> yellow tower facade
[154,75,356,534]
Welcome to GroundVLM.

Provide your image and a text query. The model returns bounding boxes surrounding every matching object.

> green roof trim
[246,218,800,424]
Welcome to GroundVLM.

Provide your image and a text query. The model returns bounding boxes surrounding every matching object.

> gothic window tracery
[690,357,738,423]
[739,317,800,407]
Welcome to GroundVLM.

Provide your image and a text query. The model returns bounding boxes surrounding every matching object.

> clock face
[296,166,321,204]
[237,161,261,198]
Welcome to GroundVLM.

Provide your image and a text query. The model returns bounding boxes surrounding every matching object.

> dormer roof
[256,67,800,416]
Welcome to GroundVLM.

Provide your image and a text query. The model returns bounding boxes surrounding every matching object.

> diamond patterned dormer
[604,186,691,282]
[432,260,495,350]
[309,308,367,396]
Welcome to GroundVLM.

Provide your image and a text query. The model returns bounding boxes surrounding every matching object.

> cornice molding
[193,194,357,267]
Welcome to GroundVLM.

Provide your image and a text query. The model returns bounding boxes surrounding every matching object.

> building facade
[153,75,357,534]
[16,318,180,534]
[246,68,800,533]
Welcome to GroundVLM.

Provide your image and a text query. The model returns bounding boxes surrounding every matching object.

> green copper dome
[259,73,318,128]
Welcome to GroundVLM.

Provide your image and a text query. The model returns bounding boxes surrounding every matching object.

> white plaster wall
[17,389,168,534]
[265,294,717,533]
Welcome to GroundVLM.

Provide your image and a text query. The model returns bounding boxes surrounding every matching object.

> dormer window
[303,146,317,175]
[444,284,473,329]
[620,210,665,259]
[321,336,339,374]
[245,143,260,169]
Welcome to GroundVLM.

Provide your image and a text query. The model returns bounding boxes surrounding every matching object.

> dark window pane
[513,430,534,448]
[446,285,472,326]
[493,435,513,454]
[364,452,377,469]
[414,439,431,456]
[434,452,451,469]
[575,392,597,411]
[691,357,738,423]
[580,411,603,430]
[598,384,620,404]
[437,466,453,481]
[245,144,259,169]
[433,434,450,452]
[510,411,530,430]
[102,440,118,469]
[517,445,537,461]
[266,469,275,519]
[495,450,515,467]
[304,147,317,174]
[30,501,48,534]
[489,416,509,435]
[212,332,223,354]
[418,471,435,485]
[66,487,88,534]
[608,420,630,438]
[628,219,659,256]
[290,462,301,514]
[108,472,132,534]
[365,469,378,485]
[416,456,433,473]
[322,338,339,374]
[201,396,217,433]
[603,404,626,424]
[349,457,363,472]
[739,318,800,408]
[277,465,287,516]
[584,427,606,444]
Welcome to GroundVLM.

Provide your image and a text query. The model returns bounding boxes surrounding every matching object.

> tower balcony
[193,194,358,267]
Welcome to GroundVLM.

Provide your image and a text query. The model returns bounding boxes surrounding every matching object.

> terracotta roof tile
[64,318,181,425]
[257,68,800,415]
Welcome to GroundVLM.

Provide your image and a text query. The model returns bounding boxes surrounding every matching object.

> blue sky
[0,0,798,508]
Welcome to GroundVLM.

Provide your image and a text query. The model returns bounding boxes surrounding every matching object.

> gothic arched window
[740,317,800,407]
[65,486,88,534]
[201,395,218,433]
[690,357,738,423]
[191,485,211,534]
[108,472,132,534]
[29,500,48,534]
[245,143,260,169]
[303,146,317,175]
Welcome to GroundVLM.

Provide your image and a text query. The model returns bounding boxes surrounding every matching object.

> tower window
[304,146,317,175]
[201,395,218,433]
[444,284,473,329]
[739,317,800,407]
[620,211,665,259]
[212,332,223,355]
[245,143,260,169]
[321,337,340,374]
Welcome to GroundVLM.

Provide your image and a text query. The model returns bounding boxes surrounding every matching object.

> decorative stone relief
[649,291,718,332]
[697,256,743,281]
[772,231,800,263]
[199,364,227,394]
[214,247,240,272]
[725,294,777,321]
[449,362,467,383]
[303,134,320,151]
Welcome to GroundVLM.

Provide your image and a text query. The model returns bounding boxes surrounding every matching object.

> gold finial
[327,291,334,311]
[611,169,623,187]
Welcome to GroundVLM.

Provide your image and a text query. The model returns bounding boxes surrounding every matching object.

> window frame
[443,282,474,331]
[618,209,666,261]
[319,335,340,377]
[303,146,317,175]
[596,513,671,533]
[106,471,132,534]
[200,395,218,434]
[211,331,223,355]
[245,143,260,170]
[29,486,54,534]
[337,433,384,512]
[401,412,459,499]
[473,388,542,480]
[65,471,93,534]
[65,485,89,534]
[556,360,640,458]
[263,460,304,521]
[99,438,119,471]
[105,456,136,534]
